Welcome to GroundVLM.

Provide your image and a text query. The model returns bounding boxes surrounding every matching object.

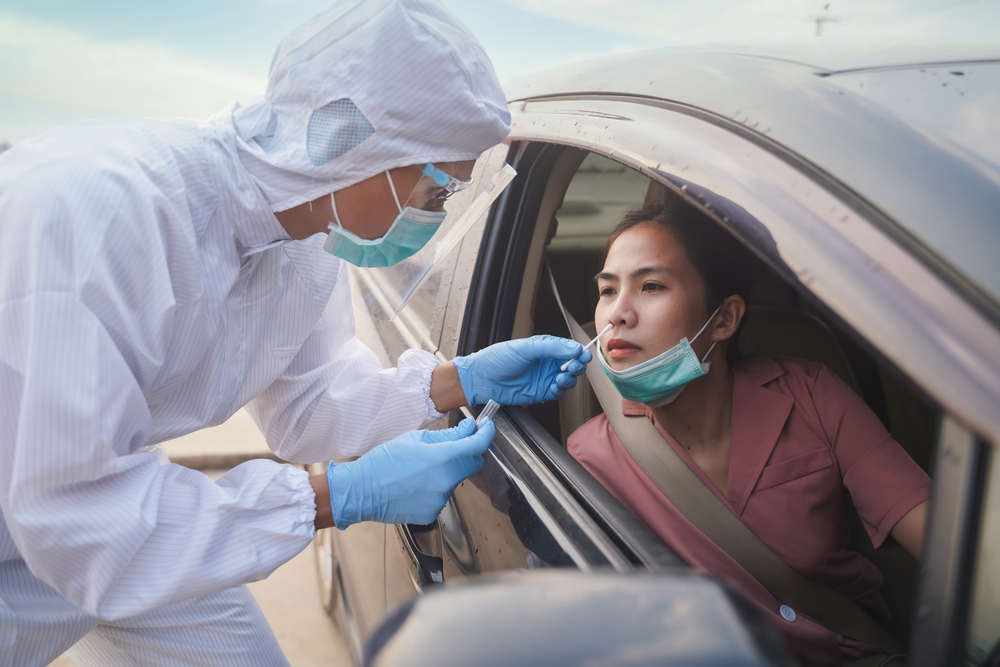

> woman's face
[595,222,711,372]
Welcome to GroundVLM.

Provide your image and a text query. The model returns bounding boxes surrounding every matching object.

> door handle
[399,524,444,588]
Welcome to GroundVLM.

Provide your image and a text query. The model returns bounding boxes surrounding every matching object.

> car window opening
[523,150,946,663]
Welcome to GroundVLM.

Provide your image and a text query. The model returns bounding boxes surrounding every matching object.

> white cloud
[497,0,1000,43]
[0,11,266,131]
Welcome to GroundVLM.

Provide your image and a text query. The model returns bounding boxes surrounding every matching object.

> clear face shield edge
[349,155,516,321]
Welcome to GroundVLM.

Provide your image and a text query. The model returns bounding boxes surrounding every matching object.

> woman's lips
[606,338,641,360]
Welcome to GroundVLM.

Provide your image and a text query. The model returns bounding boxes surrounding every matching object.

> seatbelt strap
[547,266,903,655]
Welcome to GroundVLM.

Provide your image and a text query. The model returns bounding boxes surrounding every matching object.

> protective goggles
[402,163,475,213]
[353,151,516,320]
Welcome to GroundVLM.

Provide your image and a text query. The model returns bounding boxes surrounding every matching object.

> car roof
[506,42,1000,324]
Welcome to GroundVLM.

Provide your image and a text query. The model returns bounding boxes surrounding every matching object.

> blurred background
[1,0,998,149]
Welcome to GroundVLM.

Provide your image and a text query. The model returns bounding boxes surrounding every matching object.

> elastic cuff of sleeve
[285,466,318,540]
[404,350,448,421]
[327,462,360,530]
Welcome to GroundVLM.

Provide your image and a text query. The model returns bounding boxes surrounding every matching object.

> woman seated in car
[567,201,930,667]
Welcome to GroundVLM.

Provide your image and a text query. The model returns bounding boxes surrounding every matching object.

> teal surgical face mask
[598,305,722,407]
[323,169,448,268]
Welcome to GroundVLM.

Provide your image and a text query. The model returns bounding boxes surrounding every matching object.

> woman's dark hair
[602,200,753,364]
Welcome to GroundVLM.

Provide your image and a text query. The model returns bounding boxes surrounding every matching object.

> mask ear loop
[384,171,403,214]
[328,171,403,234]
[691,303,724,363]
[329,191,343,229]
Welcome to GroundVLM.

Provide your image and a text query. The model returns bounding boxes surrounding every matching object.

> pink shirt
[568,356,930,667]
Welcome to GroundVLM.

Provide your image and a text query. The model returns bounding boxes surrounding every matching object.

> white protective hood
[232,0,511,212]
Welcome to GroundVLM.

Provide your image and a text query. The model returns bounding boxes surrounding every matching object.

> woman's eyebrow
[632,265,672,279]
[594,265,671,283]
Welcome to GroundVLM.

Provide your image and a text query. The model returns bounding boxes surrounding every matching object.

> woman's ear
[711,295,746,342]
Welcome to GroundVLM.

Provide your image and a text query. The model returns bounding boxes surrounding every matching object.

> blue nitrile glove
[452,335,593,407]
[326,418,495,528]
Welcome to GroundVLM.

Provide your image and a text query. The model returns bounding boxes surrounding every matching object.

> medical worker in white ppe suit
[0,1,592,665]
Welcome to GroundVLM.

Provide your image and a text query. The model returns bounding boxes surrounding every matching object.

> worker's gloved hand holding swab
[560,323,612,371]
[453,335,592,406]
[327,418,495,528]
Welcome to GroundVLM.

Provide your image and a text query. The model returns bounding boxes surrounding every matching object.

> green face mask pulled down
[598,305,721,407]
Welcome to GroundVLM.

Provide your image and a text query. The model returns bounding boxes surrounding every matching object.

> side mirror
[364,569,793,667]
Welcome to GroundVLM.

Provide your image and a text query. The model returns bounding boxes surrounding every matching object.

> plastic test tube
[476,399,501,429]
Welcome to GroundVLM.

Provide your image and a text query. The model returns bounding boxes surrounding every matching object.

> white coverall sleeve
[246,261,445,464]
[0,294,316,620]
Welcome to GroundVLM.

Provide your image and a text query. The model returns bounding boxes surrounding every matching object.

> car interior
[509,146,941,648]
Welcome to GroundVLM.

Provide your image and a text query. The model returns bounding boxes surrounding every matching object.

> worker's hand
[327,418,494,528]
[453,335,592,407]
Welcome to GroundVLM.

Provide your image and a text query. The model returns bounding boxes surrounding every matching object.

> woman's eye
[599,287,616,297]
[642,283,665,292]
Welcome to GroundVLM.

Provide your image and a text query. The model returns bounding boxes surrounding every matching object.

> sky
[1,0,997,145]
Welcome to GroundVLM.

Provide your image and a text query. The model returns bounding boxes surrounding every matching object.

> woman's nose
[607,294,635,329]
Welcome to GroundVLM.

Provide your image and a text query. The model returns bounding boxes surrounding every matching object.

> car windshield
[824,62,1000,315]
[825,63,1000,173]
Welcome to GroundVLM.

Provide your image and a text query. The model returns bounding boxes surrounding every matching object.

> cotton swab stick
[561,323,613,371]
